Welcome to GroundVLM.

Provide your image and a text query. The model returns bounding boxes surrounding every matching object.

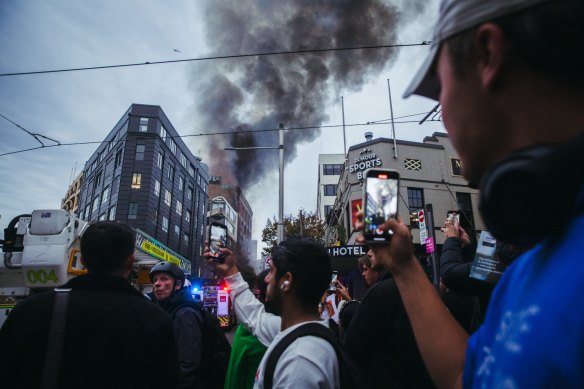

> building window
[323,164,343,175]
[407,188,425,209]
[164,189,172,206]
[167,163,174,181]
[162,216,169,232]
[92,196,100,213]
[176,200,183,216]
[157,152,163,169]
[324,205,334,218]
[183,232,189,245]
[91,160,97,172]
[456,192,475,231]
[160,125,167,140]
[135,144,145,161]
[178,176,184,191]
[323,184,337,196]
[84,204,91,220]
[99,213,107,221]
[101,186,110,205]
[404,158,422,171]
[187,186,193,201]
[152,209,158,225]
[185,210,191,223]
[128,203,138,219]
[94,170,103,189]
[114,148,123,169]
[131,173,142,189]
[154,179,160,197]
[139,117,149,132]
[174,225,180,238]
[168,138,177,155]
[188,164,195,178]
[407,188,425,227]
[180,153,187,168]
[108,205,116,221]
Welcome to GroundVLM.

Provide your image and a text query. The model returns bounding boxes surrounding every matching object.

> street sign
[426,237,435,253]
[418,209,427,244]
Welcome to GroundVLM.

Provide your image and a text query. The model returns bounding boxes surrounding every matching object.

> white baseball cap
[403,0,554,100]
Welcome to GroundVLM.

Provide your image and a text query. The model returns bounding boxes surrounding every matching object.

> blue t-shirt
[464,214,584,388]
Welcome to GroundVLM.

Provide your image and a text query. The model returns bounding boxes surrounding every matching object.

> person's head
[404,0,584,187]
[366,248,384,273]
[358,254,380,287]
[80,221,135,277]
[149,261,185,302]
[339,300,361,330]
[264,239,332,316]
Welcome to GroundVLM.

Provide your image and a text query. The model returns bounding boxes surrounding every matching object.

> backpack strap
[263,322,369,389]
[41,288,72,389]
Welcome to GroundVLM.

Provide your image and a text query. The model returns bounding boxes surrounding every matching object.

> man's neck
[280,303,321,331]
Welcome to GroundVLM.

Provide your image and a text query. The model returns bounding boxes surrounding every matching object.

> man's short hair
[271,239,332,310]
[81,221,135,274]
[447,1,584,90]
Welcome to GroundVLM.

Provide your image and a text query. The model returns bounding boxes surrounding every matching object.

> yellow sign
[135,230,191,273]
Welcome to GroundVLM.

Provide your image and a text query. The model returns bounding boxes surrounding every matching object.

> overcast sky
[0,0,445,256]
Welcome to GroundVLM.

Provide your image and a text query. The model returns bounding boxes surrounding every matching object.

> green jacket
[224,324,268,389]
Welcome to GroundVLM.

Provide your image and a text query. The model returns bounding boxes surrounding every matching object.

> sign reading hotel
[349,148,383,180]
[327,245,367,257]
[135,229,191,273]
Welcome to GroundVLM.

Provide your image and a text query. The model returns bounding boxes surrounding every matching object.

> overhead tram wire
[0,116,442,157]
[0,42,431,77]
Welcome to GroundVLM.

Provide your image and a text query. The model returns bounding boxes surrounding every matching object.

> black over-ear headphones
[479,133,584,246]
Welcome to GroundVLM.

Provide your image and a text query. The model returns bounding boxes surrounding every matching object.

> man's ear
[175,279,183,291]
[475,23,507,91]
[279,272,293,292]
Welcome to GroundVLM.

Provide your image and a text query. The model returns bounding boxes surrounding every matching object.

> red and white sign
[418,210,427,244]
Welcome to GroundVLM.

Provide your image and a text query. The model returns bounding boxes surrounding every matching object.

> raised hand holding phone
[363,168,400,243]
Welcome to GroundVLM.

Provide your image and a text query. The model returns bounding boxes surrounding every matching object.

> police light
[192,287,199,292]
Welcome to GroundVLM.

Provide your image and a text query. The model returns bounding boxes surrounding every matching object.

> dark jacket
[0,273,179,389]
[342,271,435,389]
[440,237,494,330]
[157,287,206,389]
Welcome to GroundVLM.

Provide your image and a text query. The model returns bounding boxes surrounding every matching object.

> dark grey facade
[77,104,209,275]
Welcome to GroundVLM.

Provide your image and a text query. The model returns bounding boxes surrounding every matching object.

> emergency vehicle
[202,284,237,330]
[0,209,190,327]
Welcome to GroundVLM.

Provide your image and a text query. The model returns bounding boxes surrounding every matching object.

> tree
[261,209,326,256]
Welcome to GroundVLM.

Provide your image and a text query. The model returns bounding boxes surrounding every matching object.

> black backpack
[173,302,232,389]
[263,322,370,389]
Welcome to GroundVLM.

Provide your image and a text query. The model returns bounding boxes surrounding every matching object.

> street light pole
[224,123,285,245]
[278,123,284,244]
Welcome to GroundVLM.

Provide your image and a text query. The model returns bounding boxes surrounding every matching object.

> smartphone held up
[208,222,228,263]
[363,168,400,243]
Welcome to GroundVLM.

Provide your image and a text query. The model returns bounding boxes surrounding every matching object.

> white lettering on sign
[327,245,367,257]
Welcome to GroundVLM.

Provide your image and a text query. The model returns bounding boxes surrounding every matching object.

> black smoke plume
[193,0,422,189]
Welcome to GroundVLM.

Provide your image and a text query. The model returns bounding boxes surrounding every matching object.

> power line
[0,42,431,77]
[0,113,61,146]
[0,117,442,158]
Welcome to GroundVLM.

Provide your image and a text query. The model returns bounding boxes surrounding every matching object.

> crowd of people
[1,0,584,387]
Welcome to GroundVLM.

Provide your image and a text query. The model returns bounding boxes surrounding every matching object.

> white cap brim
[403,43,440,100]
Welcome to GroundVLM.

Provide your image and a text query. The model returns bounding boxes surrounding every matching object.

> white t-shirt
[225,273,340,388]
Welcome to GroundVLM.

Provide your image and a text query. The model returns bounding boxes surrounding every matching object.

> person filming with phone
[205,239,342,388]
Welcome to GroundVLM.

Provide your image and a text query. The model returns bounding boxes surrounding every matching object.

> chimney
[365,132,373,142]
